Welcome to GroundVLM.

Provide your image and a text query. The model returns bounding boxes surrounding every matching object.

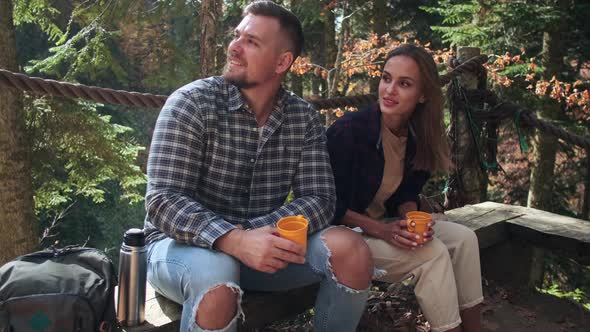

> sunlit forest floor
[262,279,589,332]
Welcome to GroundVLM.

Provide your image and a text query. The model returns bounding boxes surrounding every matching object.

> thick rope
[0,54,488,111]
[519,112,590,150]
[3,55,587,149]
[439,54,489,86]
[460,89,590,150]
[0,69,167,109]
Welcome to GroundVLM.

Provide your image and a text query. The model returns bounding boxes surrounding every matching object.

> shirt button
[250,158,255,163]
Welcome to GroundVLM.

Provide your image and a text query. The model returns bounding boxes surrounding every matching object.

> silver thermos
[117,228,147,326]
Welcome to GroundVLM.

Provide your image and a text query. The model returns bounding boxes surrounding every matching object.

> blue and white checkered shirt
[144,76,336,248]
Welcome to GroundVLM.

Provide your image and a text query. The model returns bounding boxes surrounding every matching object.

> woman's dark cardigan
[326,104,430,223]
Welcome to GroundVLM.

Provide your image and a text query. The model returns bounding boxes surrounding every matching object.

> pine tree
[0,0,39,264]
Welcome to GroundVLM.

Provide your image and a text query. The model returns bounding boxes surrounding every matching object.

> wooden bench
[123,283,319,332]
[445,201,590,287]
[124,201,590,331]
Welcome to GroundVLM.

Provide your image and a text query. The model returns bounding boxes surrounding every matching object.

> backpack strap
[0,308,11,332]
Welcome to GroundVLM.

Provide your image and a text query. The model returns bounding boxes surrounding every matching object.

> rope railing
[0,54,488,111]
[460,89,590,150]
[0,69,167,109]
[1,53,588,150]
[439,54,488,85]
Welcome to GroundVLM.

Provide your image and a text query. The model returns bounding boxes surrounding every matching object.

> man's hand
[214,226,306,273]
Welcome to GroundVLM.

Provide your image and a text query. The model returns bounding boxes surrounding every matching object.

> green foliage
[119,0,201,92]
[540,285,587,307]
[383,0,444,48]
[530,237,590,313]
[26,25,128,83]
[422,0,561,53]
[13,0,64,42]
[44,187,146,265]
[24,97,146,214]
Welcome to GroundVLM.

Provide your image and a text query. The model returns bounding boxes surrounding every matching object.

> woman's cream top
[365,118,408,219]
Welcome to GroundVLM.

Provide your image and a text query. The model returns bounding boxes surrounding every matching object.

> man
[143,2,374,331]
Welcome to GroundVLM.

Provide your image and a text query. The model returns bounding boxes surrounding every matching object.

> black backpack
[0,246,119,332]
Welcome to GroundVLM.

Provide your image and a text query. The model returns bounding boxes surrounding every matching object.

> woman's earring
[419,97,426,104]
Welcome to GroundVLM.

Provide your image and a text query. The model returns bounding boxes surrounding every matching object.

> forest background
[1,0,589,311]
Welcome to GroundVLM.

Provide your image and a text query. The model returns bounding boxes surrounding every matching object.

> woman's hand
[389,219,436,250]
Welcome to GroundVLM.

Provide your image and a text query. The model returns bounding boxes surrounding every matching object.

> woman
[327,44,483,332]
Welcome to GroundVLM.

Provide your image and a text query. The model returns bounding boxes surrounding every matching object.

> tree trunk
[289,0,304,97]
[526,0,568,290]
[582,150,590,220]
[323,0,336,92]
[0,0,39,264]
[321,0,337,126]
[215,0,225,74]
[527,0,567,211]
[369,0,387,93]
[444,47,488,209]
[309,18,324,98]
[199,0,221,78]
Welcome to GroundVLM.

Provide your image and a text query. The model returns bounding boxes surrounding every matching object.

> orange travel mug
[276,215,309,249]
[406,211,432,244]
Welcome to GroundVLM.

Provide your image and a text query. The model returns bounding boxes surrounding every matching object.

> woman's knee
[438,222,479,251]
[406,238,452,272]
[321,227,373,289]
[462,227,479,249]
[449,224,480,255]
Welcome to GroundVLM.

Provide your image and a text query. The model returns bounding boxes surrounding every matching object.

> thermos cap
[124,228,145,247]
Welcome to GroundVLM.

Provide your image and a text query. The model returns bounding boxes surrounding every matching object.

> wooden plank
[123,283,319,332]
[453,202,590,264]
[442,203,521,248]
[239,284,319,329]
[121,285,180,332]
[495,204,590,265]
[121,202,590,330]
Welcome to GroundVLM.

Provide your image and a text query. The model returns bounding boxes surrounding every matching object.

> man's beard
[222,62,258,89]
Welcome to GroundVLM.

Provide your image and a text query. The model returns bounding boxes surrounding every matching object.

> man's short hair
[244,1,304,59]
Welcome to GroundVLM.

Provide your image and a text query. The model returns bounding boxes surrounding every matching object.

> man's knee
[322,227,373,289]
[195,284,241,330]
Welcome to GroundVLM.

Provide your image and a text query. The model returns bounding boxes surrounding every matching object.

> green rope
[442,177,449,194]
[482,159,499,171]
[514,110,529,153]
[464,105,500,172]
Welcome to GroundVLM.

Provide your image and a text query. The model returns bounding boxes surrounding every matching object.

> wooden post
[581,149,590,220]
[445,47,488,209]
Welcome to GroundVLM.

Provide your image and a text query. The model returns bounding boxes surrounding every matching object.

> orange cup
[406,211,432,244]
[276,215,309,249]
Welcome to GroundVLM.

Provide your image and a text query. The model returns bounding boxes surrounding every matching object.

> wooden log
[125,202,590,331]
[123,283,319,332]
[444,46,489,209]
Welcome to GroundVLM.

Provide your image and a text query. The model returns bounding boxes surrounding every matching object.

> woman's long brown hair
[382,44,451,173]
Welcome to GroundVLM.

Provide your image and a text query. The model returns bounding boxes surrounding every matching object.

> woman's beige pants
[364,221,484,332]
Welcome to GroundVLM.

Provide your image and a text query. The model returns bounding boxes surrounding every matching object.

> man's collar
[225,78,288,114]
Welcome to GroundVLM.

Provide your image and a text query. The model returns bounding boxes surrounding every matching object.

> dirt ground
[262,279,589,332]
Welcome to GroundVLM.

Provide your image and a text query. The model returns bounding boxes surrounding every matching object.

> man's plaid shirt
[144,76,336,248]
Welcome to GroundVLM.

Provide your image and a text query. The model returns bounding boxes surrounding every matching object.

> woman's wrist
[367,219,388,240]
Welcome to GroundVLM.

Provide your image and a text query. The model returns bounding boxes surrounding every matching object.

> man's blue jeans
[146,226,369,332]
